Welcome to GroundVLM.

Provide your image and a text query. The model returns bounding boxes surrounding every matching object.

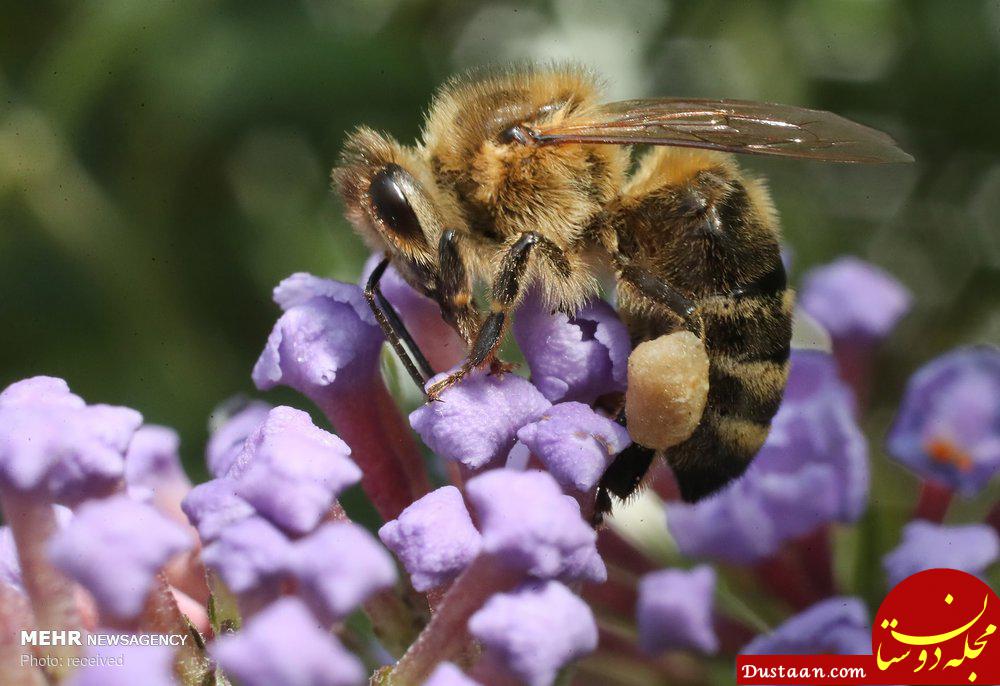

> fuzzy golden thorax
[422,67,628,240]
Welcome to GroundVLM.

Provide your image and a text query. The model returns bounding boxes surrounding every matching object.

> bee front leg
[365,256,436,392]
[425,232,540,401]
[435,230,481,345]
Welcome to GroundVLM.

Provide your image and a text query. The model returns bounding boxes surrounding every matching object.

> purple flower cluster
[0,377,201,682]
[3,253,997,686]
[49,494,192,620]
[187,405,396,638]
[0,376,142,505]
[666,350,868,563]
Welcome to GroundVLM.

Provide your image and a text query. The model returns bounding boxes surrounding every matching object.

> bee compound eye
[368,164,423,241]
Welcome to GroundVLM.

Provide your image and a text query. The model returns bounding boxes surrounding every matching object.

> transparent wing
[531,98,913,163]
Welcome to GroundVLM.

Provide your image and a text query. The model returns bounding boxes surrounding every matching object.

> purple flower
[741,597,871,655]
[0,525,21,593]
[378,486,482,592]
[48,495,192,620]
[516,402,630,492]
[231,406,361,534]
[0,376,142,504]
[424,663,482,686]
[206,398,272,478]
[799,256,911,342]
[200,516,292,596]
[253,273,383,398]
[637,565,718,655]
[513,289,631,404]
[667,351,868,563]
[65,644,177,686]
[253,271,431,524]
[125,425,191,511]
[887,346,1000,495]
[469,581,598,686]
[882,521,1000,587]
[465,470,605,582]
[410,371,551,469]
[0,375,82,408]
[290,521,397,624]
[211,597,365,686]
[180,477,255,542]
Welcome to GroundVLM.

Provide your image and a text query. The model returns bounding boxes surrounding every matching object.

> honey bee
[333,66,910,517]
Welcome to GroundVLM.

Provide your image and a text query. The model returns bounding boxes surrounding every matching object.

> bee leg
[618,263,703,335]
[594,266,701,522]
[365,256,435,393]
[593,417,657,525]
[426,232,540,401]
[435,230,481,345]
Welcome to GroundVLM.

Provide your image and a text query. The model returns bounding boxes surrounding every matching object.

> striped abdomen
[664,265,794,501]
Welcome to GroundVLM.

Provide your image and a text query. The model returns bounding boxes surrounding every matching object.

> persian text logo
[737,569,1000,685]
[874,568,999,684]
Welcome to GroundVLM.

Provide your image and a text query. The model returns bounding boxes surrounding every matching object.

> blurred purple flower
[0,375,82,408]
[231,406,361,534]
[516,402,630,493]
[800,256,911,342]
[887,346,1000,496]
[466,469,605,583]
[180,477,255,543]
[742,597,871,655]
[65,644,177,686]
[200,516,291,597]
[469,581,598,686]
[0,525,21,594]
[424,662,482,686]
[883,521,1000,587]
[253,273,383,398]
[125,425,191,527]
[637,565,718,655]
[0,376,142,504]
[410,372,551,470]
[48,495,192,620]
[206,398,272,478]
[668,351,868,563]
[513,289,630,404]
[378,486,482,592]
[290,521,397,624]
[211,597,365,686]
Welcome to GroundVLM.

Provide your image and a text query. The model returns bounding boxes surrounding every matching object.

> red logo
[874,568,1000,684]
[737,569,1000,684]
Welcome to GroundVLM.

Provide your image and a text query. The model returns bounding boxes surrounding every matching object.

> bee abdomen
[665,291,792,502]
[665,356,786,502]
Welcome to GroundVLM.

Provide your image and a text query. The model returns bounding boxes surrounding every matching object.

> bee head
[333,128,455,287]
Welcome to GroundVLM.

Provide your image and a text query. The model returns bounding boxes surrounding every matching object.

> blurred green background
[2,0,999,492]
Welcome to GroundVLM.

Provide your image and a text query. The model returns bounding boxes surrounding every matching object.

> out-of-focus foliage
[1,0,998,497]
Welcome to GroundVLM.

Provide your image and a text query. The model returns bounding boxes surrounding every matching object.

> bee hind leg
[592,442,657,526]
[618,263,702,335]
[425,232,540,401]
